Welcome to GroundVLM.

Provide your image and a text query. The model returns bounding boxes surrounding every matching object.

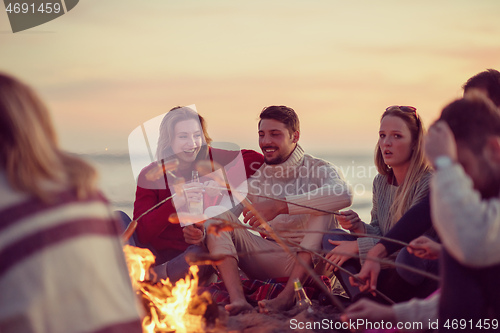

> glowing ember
[123,245,206,333]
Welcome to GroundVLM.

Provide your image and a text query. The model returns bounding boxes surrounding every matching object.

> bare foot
[258,296,294,314]
[225,299,254,315]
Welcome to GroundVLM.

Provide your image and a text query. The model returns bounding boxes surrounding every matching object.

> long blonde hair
[374,106,431,225]
[0,73,97,201]
[156,106,212,162]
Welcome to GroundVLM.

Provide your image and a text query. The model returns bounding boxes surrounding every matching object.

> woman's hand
[183,182,204,210]
[324,240,359,272]
[337,210,364,233]
[172,182,204,211]
[183,224,205,245]
[408,236,442,260]
[349,243,387,294]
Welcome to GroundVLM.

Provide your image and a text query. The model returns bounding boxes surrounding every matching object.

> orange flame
[123,245,204,333]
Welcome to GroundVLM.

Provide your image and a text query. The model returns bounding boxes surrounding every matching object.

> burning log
[123,245,218,333]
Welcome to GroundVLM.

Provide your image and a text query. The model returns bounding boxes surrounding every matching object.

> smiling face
[171,119,203,166]
[378,115,413,169]
[258,119,298,165]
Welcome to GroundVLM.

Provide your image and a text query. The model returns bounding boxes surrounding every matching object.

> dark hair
[463,69,500,107]
[258,105,300,136]
[439,97,500,152]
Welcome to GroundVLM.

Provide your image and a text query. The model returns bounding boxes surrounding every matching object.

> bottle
[188,171,204,215]
[293,278,313,313]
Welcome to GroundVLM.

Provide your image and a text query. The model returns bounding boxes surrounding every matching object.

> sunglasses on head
[385,105,417,115]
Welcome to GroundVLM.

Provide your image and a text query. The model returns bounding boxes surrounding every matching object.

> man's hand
[337,210,364,233]
[408,236,442,260]
[349,243,387,295]
[183,224,205,245]
[324,240,358,272]
[242,199,288,227]
[425,121,458,166]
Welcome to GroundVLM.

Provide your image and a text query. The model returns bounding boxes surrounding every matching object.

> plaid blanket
[199,276,331,305]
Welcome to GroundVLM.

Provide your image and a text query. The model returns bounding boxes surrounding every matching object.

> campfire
[123,245,217,333]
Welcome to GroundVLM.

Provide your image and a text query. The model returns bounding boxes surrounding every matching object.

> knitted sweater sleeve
[379,194,432,255]
[285,159,352,215]
[432,164,500,267]
[358,177,383,259]
[358,173,431,260]
[393,291,439,330]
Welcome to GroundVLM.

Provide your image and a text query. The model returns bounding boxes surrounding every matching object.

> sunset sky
[2,0,500,156]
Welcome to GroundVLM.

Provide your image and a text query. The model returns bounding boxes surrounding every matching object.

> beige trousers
[204,206,332,281]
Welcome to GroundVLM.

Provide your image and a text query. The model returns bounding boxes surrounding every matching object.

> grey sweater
[358,171,432,263]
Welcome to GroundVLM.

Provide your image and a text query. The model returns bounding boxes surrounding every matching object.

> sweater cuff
[357,237,378,265]
[434,164,467,188]
[393,294,439,330]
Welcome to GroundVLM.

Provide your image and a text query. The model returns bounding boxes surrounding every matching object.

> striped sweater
[0,173,142,333]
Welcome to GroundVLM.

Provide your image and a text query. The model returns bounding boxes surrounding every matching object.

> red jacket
[133,148,263,251]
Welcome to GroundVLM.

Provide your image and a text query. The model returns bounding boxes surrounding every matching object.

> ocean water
[81,152,376,223]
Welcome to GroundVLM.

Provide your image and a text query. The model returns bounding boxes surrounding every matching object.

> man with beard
[426,96,500,332]
[184,105,352,315]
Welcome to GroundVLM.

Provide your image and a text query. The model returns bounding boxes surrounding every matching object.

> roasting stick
[205,218,397,305]
[122,193,177,242]
[122,159,180,242]
[207,220,439,282]
[202,184,343,216]
[122,161,430,308]
[193,161,349,312]
[201,184,415,250]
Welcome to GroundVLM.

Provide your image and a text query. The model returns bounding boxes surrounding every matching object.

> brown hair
[439,96,500,152]
[259,105,300,136]
[375,106,431,225]
[156,106,212,162]
[463,69,500,107]
[0,73,97,201]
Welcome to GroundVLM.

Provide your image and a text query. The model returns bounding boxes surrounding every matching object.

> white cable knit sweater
[246,144,353,247]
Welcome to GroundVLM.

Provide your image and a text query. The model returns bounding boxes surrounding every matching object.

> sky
[1,0,500,156]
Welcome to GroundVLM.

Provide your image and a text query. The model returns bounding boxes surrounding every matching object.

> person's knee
[204,207,239,231]
[322,233,333,250]
[322,229,352,250]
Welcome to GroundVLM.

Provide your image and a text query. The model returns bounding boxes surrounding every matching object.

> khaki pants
[204,206,333,281]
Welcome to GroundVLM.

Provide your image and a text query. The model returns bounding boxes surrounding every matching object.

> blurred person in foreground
[0,73,142,333]
[426,96,500,331]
